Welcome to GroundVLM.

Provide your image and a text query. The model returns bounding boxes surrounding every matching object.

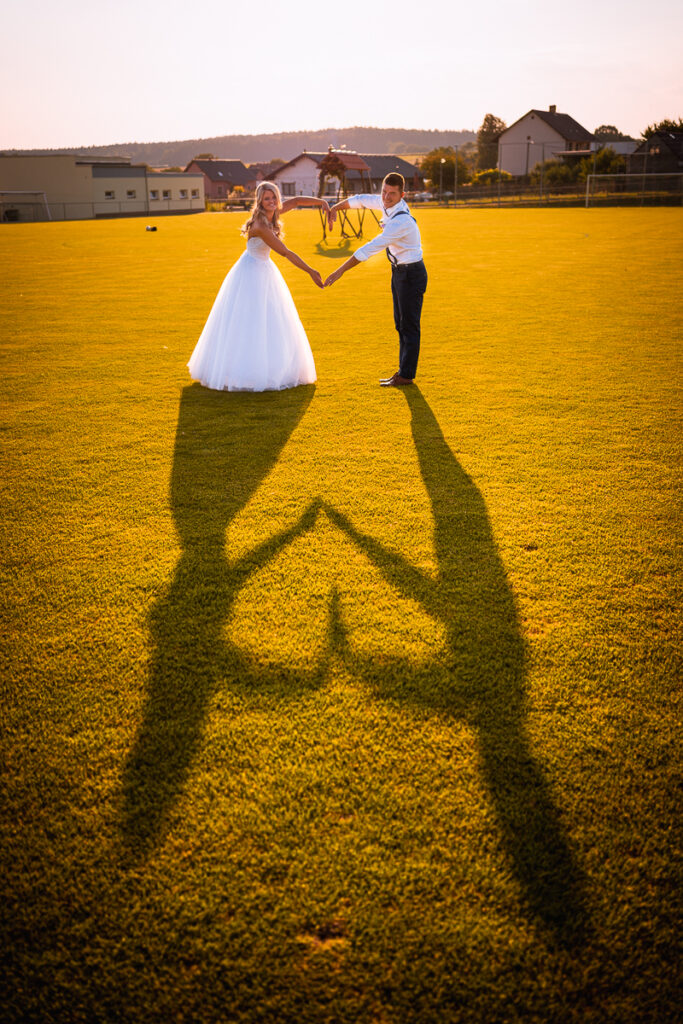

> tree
[194,153,215,160]
[458,140,479,174]
[477,114,507,170]
[594,125,628,140]
[642,117,683,139]
[419,147,471,192]
[317,151,348,197]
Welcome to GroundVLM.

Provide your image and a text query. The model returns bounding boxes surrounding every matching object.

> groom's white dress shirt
[347,195,423,266]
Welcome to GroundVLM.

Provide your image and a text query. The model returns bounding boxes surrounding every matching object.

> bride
[188,182,326,392]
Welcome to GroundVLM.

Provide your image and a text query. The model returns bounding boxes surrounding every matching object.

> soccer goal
[0,191,51,223]
[585,173,683,208]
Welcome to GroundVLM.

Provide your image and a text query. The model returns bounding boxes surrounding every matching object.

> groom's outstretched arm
[324,255,359,288]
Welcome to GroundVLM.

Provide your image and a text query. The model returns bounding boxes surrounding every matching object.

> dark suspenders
[385,209,416,266]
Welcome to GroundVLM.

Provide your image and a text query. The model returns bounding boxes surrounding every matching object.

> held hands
[323,268,343,288]
[327,207,338,232]
[307,267,341,289]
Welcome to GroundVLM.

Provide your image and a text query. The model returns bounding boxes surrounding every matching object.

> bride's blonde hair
[241,181,284,237]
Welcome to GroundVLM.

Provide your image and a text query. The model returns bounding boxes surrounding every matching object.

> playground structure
[315,149,382,242]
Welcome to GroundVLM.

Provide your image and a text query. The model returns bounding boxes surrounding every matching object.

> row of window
[280,182,339,196]
[103,189,200,201]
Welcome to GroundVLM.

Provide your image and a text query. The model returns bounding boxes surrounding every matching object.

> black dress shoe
[380,374,414,387]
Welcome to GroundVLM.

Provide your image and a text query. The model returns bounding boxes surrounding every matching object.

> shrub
[530,161,577,185]
[577,146,626,181]
[471,169,513,186]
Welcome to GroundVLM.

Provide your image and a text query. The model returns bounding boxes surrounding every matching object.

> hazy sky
[2,0,681,149]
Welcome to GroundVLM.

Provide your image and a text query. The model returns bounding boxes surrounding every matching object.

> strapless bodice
[246,236,272,261]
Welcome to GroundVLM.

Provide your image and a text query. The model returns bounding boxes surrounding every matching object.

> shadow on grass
[315,239,353,259]
[120,382,320,856]
[322,387,588,946]
[120,382,587,945]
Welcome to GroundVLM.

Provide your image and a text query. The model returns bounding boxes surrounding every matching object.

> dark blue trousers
[391,259,428,379]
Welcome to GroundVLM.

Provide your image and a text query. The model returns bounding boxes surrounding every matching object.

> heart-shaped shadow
[119,383,587,944]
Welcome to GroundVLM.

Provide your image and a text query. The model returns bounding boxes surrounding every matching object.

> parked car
[412,191,433,202]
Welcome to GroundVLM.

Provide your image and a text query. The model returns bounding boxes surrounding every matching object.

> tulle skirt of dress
[187,249,317,392]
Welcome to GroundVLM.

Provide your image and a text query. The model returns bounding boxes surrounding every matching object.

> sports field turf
[1,208,681,1022]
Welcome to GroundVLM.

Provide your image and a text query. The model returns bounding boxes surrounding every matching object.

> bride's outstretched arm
[280,196,330,215]
[327,199,349,230]
[250,224,323,288]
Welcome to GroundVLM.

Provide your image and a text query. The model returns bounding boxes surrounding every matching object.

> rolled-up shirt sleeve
[354,217,404,262]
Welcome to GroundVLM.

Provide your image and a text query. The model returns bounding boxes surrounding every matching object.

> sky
[2,0,681,150]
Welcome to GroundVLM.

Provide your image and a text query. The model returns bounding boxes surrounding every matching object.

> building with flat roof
[0,154,205,222]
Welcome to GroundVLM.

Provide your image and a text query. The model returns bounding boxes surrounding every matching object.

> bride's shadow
[323,387,588,945]
[120,383,319,854]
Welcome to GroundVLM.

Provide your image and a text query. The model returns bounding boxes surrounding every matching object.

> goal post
[585,173,683,208]
[0,191,51,223]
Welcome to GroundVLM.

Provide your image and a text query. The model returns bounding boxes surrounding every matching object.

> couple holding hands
[187,173,428,392]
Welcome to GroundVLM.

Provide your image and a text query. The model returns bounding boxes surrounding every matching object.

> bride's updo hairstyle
[242,181,284,237]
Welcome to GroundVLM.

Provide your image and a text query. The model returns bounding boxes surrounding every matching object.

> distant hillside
[6,127,476,167]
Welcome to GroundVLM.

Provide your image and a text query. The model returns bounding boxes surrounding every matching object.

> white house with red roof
[270,148,423,197]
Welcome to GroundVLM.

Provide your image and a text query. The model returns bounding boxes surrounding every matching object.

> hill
[5,126,475,166]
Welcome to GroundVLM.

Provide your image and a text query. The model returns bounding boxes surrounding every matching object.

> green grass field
[1,208,681,1023]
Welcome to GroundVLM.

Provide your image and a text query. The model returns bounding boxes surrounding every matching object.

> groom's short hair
[383,173,405,191]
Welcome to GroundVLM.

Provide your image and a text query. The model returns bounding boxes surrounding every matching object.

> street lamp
[440,157,446,202]
[454,146,458,207]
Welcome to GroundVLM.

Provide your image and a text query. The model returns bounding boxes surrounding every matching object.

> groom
[324,173,427,387]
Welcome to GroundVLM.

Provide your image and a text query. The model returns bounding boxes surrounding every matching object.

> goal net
[1,191,51,223]
[585,173,683,207]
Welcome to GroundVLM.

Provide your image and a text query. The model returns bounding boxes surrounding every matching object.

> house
[0,153,204,221]
[247,160,287,188]
[497,106,594,176]
[271,150,371,197]
[629,132,683,173]
[271,148,423,197]
[184,158,252,199]
[346,154,424,193]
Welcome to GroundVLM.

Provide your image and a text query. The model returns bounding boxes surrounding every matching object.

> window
[150,190,159,200]
[282,182,295,196]
[105,190,115,200]
[180,189,188,199]
[191,189,199,198]
[126,189,136,199]
[162,190,171,200]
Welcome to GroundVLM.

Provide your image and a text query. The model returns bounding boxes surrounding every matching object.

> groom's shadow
[324,387,588,945]
[120,383,319,855]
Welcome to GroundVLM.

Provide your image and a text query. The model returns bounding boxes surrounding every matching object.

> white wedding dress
[188,236,317,392]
